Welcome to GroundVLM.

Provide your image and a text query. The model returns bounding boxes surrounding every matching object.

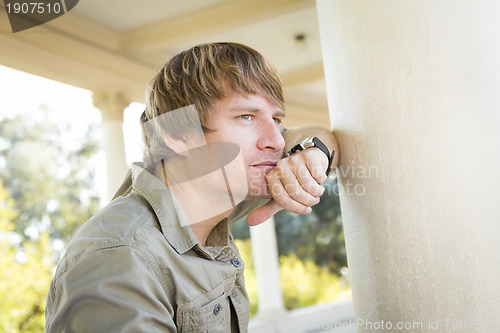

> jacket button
[214,303,221,315]
[231,258,241,267]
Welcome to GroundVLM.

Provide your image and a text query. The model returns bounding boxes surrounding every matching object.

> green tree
[0,108,100,244]
[0,107,101,332]
[274,176,347,276]
[0,181,53,332]
[279,253,350,309]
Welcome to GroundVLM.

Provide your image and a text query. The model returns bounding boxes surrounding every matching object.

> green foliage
[0,109,100,243]
[235,239,350,317]
[279,254,350,310]
[274,176,347,276]
[0,181,53,333]
[0,108,101,332]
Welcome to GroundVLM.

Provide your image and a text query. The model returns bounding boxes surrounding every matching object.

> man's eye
[273,118,282,125]
[239,115,253,121]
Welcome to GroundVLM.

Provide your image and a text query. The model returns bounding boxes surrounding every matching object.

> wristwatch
[287,136,335,176]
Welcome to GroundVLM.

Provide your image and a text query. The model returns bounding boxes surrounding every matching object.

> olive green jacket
[45,163,266,332]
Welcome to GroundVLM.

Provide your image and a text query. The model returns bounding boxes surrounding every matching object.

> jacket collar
[130,162,230,255]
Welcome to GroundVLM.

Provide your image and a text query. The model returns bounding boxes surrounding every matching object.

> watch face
[288,136,314,157]
[300,136,315,145]
[288,136,332,176]
[301,136,316,150]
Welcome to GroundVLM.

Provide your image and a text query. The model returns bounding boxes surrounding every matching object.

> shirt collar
[130,162,229,255]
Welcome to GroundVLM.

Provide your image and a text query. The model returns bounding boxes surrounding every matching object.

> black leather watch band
[311,137,335,176]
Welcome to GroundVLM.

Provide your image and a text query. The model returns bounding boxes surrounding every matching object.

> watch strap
[287,136,335,176]
[312,137,335,176]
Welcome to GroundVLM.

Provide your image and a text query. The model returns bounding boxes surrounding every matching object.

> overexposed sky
[0,64,145,200]
[0,65,99,129]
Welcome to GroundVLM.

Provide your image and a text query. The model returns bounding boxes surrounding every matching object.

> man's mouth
[250,160,278,174]
[250,160,278,167]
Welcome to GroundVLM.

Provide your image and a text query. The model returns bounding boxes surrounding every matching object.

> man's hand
[246,147,330,226]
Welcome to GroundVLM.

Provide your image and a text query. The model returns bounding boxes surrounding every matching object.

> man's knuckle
[284,182,297,192]
[276,159,287,169]
[266,172,275,182]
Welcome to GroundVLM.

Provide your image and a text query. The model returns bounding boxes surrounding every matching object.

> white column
[317,1,500,332]
[92,90,130,202]
[250,217,286,317]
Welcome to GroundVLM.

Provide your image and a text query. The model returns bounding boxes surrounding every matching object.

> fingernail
[306,207,312,214]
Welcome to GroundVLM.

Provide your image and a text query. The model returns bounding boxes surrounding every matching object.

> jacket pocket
[178,292,231,333]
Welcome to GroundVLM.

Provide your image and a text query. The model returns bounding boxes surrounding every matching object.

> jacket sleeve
[46,246,176,333]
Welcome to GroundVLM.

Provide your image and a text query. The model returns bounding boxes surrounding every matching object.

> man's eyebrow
[275,109,286,119]
[229,106,285,118]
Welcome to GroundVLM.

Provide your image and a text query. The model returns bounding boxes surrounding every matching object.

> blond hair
[141,43,283,166]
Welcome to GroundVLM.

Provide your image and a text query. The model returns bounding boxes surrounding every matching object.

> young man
[45,42,338,332]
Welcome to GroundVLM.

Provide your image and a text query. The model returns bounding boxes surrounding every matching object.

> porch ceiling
[0,0,329,128]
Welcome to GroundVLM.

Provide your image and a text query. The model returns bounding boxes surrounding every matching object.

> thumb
[246,199,283,226]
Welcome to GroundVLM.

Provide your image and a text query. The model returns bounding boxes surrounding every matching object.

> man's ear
[162,132,189,155]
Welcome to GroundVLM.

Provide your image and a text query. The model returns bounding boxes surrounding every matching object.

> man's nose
[257,120,285,152]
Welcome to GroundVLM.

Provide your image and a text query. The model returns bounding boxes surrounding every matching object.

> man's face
[204,83,285,199]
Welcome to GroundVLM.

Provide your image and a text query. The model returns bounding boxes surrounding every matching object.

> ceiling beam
[0,5,121,50]
[0,33,149,102]
[44,13,121,51]
[280,61,325,88]
[0,8,155,102]
[120,0,315,52]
